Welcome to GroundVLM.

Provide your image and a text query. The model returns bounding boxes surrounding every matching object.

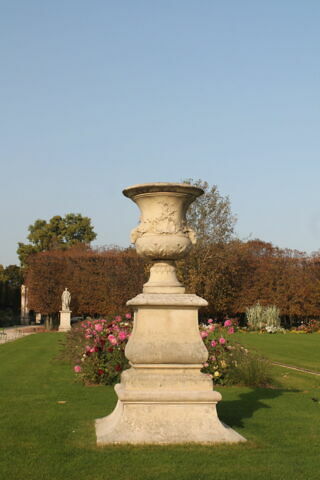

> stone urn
[123,183,202,294]
[95,183,246,444]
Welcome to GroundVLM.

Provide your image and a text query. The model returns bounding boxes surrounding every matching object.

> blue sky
[1,1,320,266]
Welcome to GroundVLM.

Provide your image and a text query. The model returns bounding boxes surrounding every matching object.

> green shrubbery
[226,349,273,386]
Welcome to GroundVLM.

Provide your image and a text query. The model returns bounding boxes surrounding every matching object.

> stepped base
[96,387,246,445]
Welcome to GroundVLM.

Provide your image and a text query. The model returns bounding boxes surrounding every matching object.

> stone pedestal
[96,183,246,444]
[59,310,71,332]
[96,293,245,444]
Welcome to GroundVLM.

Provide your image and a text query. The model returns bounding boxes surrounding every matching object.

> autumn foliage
[25,240,320,324]
[25,245,145,316]
[178,239,320,324]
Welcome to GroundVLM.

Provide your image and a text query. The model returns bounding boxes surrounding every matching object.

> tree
[1,265,22,288]
[177,179,237,313]
[17,213,97,266]
[184,179,236,244]
[0,264,22,314]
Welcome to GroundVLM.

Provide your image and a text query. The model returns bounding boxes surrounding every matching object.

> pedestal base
[59,310,71,332]
[96,365,246,445]
[96,397,245,445]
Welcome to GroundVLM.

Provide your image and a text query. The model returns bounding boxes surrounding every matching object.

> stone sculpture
[20,284,29,325]
[59,288,71,332]
[61,287,71,311]
[95,183,246,444]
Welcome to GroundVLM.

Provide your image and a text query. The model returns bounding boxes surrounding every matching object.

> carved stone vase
[95,183,245,444]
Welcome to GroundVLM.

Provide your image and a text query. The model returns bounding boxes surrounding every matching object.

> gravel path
[0,326,45,344]
[272,361,320,376]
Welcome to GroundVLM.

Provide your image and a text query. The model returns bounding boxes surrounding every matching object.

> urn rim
[122,182,204,199]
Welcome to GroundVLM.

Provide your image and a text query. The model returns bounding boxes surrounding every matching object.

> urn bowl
[123,183,203,261]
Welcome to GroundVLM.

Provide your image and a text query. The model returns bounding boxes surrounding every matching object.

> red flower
[97,369,104,375]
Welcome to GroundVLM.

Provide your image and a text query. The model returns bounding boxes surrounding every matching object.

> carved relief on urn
[122,183,203,261]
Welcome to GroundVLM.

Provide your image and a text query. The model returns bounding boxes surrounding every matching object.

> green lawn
[0,333,320,480]
[234,332,320,372]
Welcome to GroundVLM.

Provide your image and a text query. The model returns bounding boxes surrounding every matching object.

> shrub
[200,318,272,386]
[200,318,238,384]
[64,315,132,385]
[246,303,283,332]
[226,349,273,387]
[246,303,265,330]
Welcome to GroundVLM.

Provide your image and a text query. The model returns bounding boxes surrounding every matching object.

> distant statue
[61,287,71,311]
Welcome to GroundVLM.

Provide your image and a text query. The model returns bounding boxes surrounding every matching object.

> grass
[233,332,320,372]
[0,333,320,480]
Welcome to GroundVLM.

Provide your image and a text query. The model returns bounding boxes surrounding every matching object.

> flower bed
[290,319,320,334]
[64,315,272,387]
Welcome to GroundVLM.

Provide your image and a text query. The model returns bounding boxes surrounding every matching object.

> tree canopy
[0,265,22,288]
[17,213,97,266]
[184,179,236,244]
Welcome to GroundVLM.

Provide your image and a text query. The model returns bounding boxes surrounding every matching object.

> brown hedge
[25,245,146,316]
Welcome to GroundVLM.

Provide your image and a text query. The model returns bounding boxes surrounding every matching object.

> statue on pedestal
[61,288,71,311]
[59,288,72,332]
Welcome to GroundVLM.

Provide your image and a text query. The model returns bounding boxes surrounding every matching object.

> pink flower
[108,334,118,345]
[208,325,215,332]
[203,362,209,367]
[85,334,91,339]
[118,331,127,341]
[208,318,213,324]
[200,331,208,338]
[74,365,82,373]
[115,315,122,322]
[95,323,103,332]
[219,337,226,345]
[228,327,234,334]
[211,340,217,347]
[224,319,232,327]
[125,313,132,319]
[89,347,96,353]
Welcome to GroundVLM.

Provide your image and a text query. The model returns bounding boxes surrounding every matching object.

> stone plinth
[59,310,71,332]
[96,293,245,444]
[95,183,246,444]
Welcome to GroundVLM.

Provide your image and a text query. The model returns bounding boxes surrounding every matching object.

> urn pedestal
[96,183,245,444]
